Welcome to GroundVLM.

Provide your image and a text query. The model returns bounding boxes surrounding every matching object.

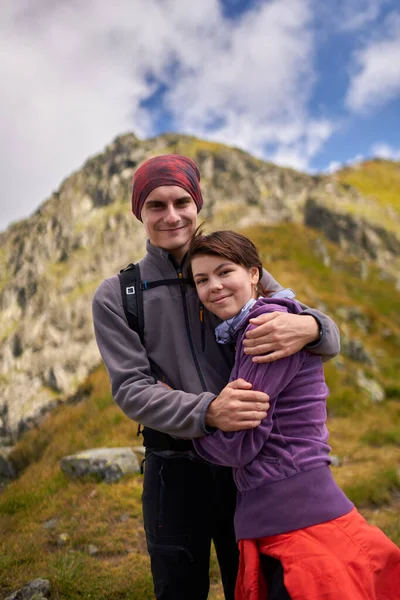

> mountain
[1,133,399,598]
[1,133,399,439]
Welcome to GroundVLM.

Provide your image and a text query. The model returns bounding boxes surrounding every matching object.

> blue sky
[1,0,400,230]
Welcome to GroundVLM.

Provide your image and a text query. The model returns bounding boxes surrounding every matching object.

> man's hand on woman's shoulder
[243,312,319,363]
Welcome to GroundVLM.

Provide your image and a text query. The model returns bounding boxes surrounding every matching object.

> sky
[1,0,400,231]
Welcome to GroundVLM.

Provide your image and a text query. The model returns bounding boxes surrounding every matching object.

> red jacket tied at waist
[235,508,400,600]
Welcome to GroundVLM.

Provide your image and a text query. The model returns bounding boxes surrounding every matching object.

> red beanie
[131,154,204,221]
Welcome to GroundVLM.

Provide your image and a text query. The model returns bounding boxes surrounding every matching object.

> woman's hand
[243,312,319,363]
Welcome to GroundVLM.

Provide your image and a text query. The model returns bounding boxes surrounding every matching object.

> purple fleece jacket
[194,298,353,541]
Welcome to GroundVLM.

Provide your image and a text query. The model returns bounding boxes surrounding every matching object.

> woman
[186,229,400,600]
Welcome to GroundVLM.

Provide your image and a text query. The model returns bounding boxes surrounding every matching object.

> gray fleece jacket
[92,241,340,440]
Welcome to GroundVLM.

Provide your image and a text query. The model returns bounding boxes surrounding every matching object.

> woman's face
[191,254,259,320]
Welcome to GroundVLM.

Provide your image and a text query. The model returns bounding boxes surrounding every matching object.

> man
[92,154,340,600]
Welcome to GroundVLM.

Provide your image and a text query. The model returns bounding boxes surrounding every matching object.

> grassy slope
[1,222,400,599]
[334,159,400,234]
[0,373,223,599]
[337,159,400,212]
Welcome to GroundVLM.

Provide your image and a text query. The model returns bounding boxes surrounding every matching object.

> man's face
[141,185,198,260]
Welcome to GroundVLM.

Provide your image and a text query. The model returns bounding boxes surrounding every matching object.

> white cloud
[0,0,334,231]
[262,120,334,171]
[326,161,342,174]
[314,0,394,36]
[164,0,334,170]
[334,0,392,32]
[345,11,400,113]
[370,142,400,159]
[322,153,365,173]
[323,143,400,173]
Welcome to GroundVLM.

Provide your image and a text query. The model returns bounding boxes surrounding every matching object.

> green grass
[334,159,400,235]
[0,472,67,515]
[361,429,400,447]
[385,385,400,400]
[0,368,154,599]
[343,468,400,508]
[2,368,399,597]
[337,159,400,213]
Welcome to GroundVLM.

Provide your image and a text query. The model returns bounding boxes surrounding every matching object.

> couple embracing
[93,154,400,600]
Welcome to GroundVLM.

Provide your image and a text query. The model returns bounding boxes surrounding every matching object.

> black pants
[143,451,238,599]
[142,451,290,600]
[260,555,292,600]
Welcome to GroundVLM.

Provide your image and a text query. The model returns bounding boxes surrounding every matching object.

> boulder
[60,447,140,483]
[4,579,50,600]
[357,371,385,403]
[329,455,342,467]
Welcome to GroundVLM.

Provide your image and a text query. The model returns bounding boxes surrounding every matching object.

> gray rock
[313,238,331,267]
[119,513,130,523]
[336,307,371,334]
[60,447,140,483]
[42,517,59,530]
[357,371,385,403]
[360,261,369,281]
[304,197,400,266]
[330,455,342,467]
[87,544,99,556]
[0,446,17,481]
[341,336,374,364]
[4,579,50,600]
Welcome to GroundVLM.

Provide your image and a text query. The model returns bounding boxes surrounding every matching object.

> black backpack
[118,263,191,343]
[118,263,195,452]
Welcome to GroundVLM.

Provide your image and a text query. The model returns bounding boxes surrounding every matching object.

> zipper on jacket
[178,269,207,392]
[199,304,205,352]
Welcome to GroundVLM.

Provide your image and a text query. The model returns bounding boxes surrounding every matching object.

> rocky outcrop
[341,335,374,365]
[0,136,149,440]
[0,446,17,484]
[304,197,400,271]
[357,371,385,403]
[60,447,141,483]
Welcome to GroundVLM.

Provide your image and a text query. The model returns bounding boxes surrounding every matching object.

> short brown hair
[186,228,263,283]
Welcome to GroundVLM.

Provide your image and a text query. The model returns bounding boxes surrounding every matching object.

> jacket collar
[146,239,189,269]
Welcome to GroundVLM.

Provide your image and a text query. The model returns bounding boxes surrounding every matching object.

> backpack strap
[118,263,191,344]
[118,263,145,344]
[118,263,194,447]
[141,277,191,289]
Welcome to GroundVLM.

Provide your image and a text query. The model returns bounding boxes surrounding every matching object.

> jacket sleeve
[92,279,216,439]
[194,309,305,467]
[260,268,340,361]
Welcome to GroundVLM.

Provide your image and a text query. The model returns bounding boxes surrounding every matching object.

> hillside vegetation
[335,159,400,235]
[337,159,400,212]
[1,219,399,599]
